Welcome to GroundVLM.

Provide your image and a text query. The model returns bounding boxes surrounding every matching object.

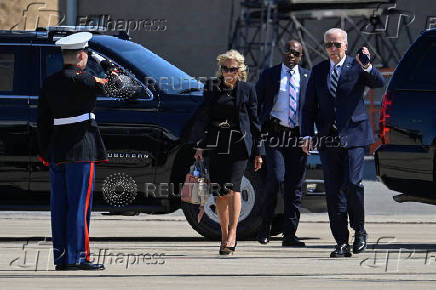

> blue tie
[288,70,297,128]
[329,65,339,98]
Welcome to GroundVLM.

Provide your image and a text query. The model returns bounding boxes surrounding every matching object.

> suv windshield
[90,35,203,94]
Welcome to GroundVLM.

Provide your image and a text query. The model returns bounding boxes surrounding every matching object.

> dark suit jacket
[301,55,385,148]
[255,64,310,126]
[182,78,265,157]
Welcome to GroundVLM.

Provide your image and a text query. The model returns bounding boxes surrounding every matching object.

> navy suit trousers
[319,146,365,245]
[260,131,307,238]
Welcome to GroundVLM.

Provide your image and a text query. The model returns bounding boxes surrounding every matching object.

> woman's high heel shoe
[219,242,228,255]
[220,241,237,255]
[226,241,237,251]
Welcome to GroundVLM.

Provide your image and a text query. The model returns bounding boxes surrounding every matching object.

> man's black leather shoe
[330,243,352,258]
[282,236,305,247]
[353,232,368,254]
[256,232,269,244]
[59,262,105,271]
[256,224,271,245]
[55,264,66,271]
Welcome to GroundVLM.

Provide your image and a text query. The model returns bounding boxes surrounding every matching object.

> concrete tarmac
[1,210,436,290]
[2,160,435,289]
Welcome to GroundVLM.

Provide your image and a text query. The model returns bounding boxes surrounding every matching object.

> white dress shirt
[271,63,300,128]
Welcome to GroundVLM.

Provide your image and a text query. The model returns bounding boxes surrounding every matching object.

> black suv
[0,27,324,239]
[375,28,436,204]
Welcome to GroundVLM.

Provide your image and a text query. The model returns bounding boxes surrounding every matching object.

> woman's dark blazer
[182,78,265,157]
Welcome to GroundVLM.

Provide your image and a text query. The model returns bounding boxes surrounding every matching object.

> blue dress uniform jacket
[37,65,108,165]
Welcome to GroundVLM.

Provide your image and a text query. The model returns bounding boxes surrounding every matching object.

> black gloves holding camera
[99,60,122,89]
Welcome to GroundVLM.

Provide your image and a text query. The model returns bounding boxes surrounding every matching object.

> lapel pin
[304,74,308,77]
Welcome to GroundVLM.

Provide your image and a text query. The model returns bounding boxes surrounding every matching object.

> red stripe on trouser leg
[84,162,94,262]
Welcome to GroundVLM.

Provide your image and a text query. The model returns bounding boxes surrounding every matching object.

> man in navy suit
[301,28,385,257]
[255,40,310,247]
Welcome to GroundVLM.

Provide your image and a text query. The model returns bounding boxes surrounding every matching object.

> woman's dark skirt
[205,127,249,196]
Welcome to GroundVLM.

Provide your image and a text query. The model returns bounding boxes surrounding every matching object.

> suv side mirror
[126,81,153,101]
[141,86,154,100]
[114,74,154,101]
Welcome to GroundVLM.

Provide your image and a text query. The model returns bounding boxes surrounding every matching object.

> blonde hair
[215,49,248,82]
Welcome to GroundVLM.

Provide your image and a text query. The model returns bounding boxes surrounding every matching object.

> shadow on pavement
[0,236,321,242]
[0,236,208,242]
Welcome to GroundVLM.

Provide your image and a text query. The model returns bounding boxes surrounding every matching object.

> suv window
[42,47,64,80]
[90,36,203,94]
[0,53,14,91]
[408,42,436,87]
[40,46,106,85]
[0,46,31,95]
[39,46,143,98]
[391,36,436,90]
[85,55,106,78]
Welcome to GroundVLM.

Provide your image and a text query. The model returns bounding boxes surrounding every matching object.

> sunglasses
[221,65,239,73]
[283,49,301,57]
[324,42,342,49]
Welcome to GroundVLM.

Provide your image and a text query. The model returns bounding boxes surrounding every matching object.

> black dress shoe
[353,233,368,254]
[257,234,269,245]
[61,262,105,271]
[256,227,270,245]
[55,264,66,271]
[330,243,352,258]
[282,236,305,247]
[257,222,271,245]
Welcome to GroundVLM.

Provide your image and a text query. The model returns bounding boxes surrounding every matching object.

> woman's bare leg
[227,190,241,247]
[215,195,229,245]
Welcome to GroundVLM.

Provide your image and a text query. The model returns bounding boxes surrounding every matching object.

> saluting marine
[37,32,130,271]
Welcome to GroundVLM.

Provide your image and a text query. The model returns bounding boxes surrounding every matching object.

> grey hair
[324,28,348,43]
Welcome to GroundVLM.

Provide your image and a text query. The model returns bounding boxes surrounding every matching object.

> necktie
[288,70,297,128]
[329,65,339,98]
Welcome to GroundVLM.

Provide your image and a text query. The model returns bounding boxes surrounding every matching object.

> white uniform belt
[53,113,95,125]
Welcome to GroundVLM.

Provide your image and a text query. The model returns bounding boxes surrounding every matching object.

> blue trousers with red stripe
[49,161,95,265]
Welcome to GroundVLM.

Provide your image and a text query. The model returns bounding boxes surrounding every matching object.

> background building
[2,0,436,77]
[2,0,435,149]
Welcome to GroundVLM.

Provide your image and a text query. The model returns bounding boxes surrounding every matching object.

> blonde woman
[184,49,265,255]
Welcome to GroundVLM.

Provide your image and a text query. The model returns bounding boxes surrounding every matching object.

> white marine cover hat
[55,32,92,50]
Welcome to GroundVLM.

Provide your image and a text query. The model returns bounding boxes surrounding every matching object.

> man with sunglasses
[255,40,310,247]
[301,28,385,258]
